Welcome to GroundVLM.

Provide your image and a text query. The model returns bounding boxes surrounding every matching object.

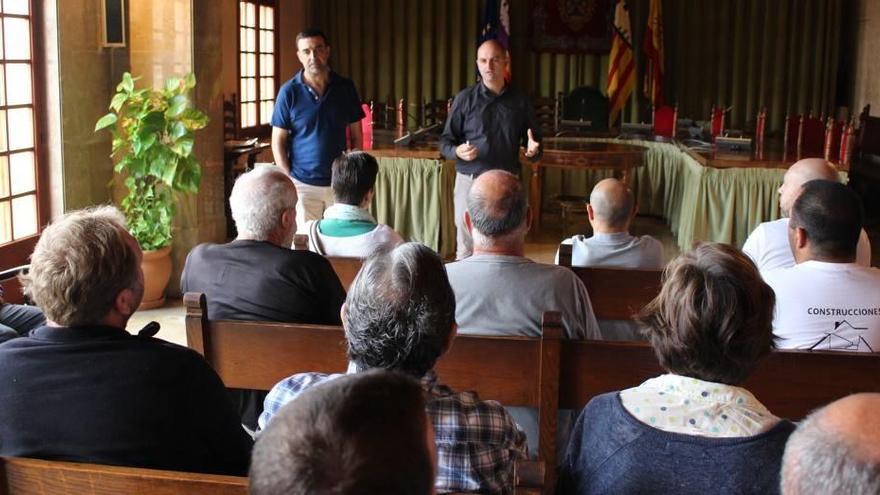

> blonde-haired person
[558,243,796,495]
[0,206,252,475]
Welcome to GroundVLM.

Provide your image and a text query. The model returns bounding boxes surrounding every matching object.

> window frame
[0,0,48,275]
[236,0,279,139]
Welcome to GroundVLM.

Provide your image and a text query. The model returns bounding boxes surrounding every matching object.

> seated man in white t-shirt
[305,151,403,258]
[557,178,663,269]
[555,178,663,341]
[743,158,871,273]
[763,180,880,351]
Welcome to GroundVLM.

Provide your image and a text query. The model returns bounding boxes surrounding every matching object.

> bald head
[779,158,840,217]
[466,170,528,248]
[781,393,880,494]
[476,39,508,90]
[589,178,635,232]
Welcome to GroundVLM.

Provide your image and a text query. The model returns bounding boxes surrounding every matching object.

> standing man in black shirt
[440,39,542,259]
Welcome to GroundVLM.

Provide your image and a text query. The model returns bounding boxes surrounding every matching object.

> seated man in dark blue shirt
[0,206,252,475]
[440,39,542,259]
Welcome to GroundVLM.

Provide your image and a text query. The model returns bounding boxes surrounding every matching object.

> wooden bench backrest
[292,233,364,290]
[557,243,662,320]
[185,292,562,487]
[0,457,247,495]
[0,456,542,495]
[559,340,880,420]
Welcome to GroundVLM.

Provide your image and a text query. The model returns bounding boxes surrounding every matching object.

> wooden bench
[292,233,363,290]
[0,456,544,495]
[184,292,562,492]
[559,340,880,420]
[557,243,663,320]
[0,457,247,495]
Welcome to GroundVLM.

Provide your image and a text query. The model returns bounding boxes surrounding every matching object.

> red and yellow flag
[607,0,635,126]
[643,0,664,107]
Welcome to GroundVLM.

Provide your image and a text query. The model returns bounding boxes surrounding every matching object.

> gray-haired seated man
[258,242,527,494]
[0,206,252,475]
[250,369,436,495]
[556,177,663,341]
[781,393,880,495]
[304,151,403,258]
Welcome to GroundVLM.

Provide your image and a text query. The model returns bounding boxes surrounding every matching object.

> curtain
[313,0,844,135]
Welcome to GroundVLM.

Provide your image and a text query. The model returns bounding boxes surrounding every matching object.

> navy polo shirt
[271,71,365,186]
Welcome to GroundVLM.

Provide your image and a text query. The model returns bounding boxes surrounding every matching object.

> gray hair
[781,408,880,494]
[466,170,526,238]
[230,165,297,240]
[21,205,140,326]
[344,242,456,377]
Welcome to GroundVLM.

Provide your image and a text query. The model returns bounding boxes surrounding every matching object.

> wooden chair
[557,243,662,321]
[798,114,825,159]
[840,120,856,166]
[0,456,248,495]
[369,97,394,130]
[292,234,364,290]
[185,293,563,491]
[558,340,880,420]
[359,102,373,149]
[222,95,238,141]
[710,105,725,140]
[783,114,800,160]
[0,264,29,305]
[652,105,677,138]
[421,98,450,128]
[824,117,842,163]
[755,107,767,151]
[559,87,609,133]
[532,95,559,136]
[856,104,880,156]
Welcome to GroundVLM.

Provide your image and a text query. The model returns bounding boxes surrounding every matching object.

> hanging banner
[531,0,613,54]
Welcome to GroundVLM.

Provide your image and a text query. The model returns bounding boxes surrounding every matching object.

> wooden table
[530,138,647,231]
[681,143,849,172]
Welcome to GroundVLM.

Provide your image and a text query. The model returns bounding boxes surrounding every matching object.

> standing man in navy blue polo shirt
[440,39,542,259]
[271,28,365,232]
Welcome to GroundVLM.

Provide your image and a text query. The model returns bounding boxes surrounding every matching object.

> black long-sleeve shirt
[440,82,542,176]
[0,325,253,475]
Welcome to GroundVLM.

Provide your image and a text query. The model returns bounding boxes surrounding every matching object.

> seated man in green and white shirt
[305,151,404,258]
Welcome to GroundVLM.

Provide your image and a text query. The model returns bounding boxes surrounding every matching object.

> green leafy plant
[95,72,208,251]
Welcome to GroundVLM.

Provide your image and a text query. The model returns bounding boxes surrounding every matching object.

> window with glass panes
[0,0,40,250]
[238,0,277,137]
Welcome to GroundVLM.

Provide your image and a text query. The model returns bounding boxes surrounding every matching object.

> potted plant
[95,72,208,309]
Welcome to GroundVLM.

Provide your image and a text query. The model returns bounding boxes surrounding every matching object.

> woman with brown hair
[557,243,795,495]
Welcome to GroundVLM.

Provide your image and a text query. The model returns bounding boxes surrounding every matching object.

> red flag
[607,0,635,126]
[643,0,664,107]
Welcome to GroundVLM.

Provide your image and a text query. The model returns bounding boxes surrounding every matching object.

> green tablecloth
[372,156,456,258]
[375,141,842,256]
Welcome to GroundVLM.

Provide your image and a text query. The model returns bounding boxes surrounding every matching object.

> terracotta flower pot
[139,245,173,310]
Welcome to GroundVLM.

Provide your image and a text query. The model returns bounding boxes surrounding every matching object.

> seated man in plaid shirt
[258,242,527,494]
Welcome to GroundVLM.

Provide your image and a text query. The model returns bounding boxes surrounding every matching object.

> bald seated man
[441,39,542,260]
[743,158,871,273]
[445,169,599,459]
[446,169,599,340]
[781,393,880,494]
[558,178,663,269]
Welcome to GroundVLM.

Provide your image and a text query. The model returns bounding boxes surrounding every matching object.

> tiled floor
[127,212,681,346]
